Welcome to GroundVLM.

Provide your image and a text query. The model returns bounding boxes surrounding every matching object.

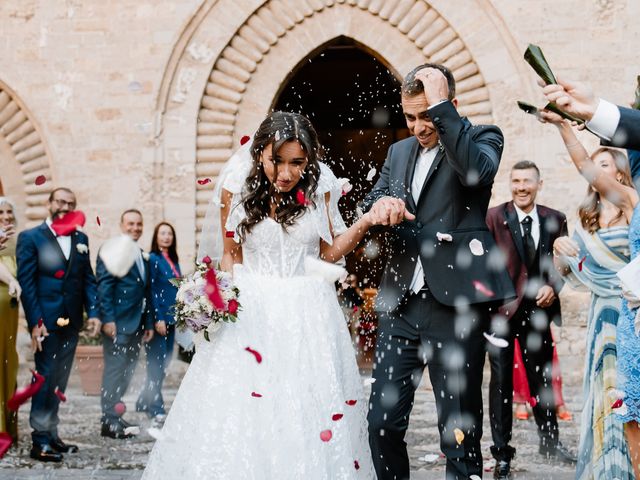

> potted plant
[74,318,104,396]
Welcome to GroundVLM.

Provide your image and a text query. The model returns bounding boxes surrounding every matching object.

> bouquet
[172,259,241,341]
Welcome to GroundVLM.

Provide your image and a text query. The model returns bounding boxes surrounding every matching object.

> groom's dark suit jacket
[607,106,640,151]
[362,100,515,312]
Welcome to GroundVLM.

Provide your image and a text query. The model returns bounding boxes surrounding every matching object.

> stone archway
[155,0,530,256]
[0,80,54,225]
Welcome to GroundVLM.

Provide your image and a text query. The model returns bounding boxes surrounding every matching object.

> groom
[362,64,515,479]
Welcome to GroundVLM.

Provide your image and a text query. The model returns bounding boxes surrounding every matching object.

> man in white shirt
[16,187,100,462]
[541,78,640,151]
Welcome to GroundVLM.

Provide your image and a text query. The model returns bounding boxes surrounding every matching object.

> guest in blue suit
[136,222,181,425]
[97,209,155,439]
[16,187,100,462]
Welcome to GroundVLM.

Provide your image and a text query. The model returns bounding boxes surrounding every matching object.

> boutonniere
[142,251,150,261]
[76,243,88,254]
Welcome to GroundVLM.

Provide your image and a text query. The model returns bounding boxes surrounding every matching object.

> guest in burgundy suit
[485,161,575,479]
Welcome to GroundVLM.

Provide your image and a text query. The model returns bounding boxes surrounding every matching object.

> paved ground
[0,349,580,479]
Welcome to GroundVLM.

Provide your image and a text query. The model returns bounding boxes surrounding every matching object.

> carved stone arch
[0,79,54,225]
[155,0,529,255]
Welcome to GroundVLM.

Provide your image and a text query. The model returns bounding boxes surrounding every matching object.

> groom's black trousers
[368,287,490,480]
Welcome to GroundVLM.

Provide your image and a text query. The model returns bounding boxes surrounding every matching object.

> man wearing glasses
[16,187,100,462]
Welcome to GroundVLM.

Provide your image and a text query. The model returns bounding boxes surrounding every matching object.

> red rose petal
[345,400,357,406]
[202,255,212,265]
[228,299,239,315]
[54,270,65,279]
[578,255,586,272]
[7,370,45,411]
[245,346,262,364]
[472,280,495,298]
[352,306,359,313]
[296,189,309,206]
[204,267,225,311]
[35,175,46,186]
[320,429,332,442]
[197,178,212,186]
[612,398,624,409]
[251,392,262,398]
[225,230,235,238]
[332,413,343,421]
[51,210,86,236]
[529,396,538,408]
[54,388,67,402]
[240,135,250,145]
[96,216,101,226]
[114,402,126,416]
[37,318,43,328]
[354,460,360,470]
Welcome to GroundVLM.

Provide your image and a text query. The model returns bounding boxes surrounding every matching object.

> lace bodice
[224,163,347,278]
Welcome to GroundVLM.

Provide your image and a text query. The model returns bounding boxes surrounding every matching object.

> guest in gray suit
[97,209,155,439]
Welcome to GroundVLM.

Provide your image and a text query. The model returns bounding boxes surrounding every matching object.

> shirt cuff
[428,99,449,110]
[586,98,620,141]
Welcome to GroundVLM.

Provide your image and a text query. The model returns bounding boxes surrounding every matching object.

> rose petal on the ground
[320,430,332,442]
[245,346,262,364]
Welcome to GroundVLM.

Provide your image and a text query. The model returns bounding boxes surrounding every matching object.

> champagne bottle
[524,44,557,85]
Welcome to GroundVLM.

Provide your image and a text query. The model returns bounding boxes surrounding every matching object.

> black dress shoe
[30,443,63,462]
[101,423,136,439]
[493,459,512,479]
[539,441,577,464]
[50,437,79,453]
[118,417,139,429]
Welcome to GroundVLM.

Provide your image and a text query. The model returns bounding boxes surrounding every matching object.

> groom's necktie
[521,215,536,269]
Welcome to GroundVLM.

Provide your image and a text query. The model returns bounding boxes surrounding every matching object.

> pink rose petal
[473,280,495,298]
[320,430,332,442]
[197,178,212,185]
[251,392,262,398]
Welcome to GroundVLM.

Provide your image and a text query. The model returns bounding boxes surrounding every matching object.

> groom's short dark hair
[402,63,456,100]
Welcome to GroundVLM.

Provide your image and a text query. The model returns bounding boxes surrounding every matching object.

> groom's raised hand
[368,196,415,226]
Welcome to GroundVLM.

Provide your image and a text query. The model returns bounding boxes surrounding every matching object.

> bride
[142,112,378,479]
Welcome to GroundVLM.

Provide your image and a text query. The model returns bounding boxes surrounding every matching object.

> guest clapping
[0,197,20,445]
[136,222,181,426]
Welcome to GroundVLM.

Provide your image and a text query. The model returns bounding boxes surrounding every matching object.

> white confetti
[421,453,440,463]
[363,377,376,386]
[338,178,353,196]
[469,238,484,256]
[98,234,138,278]
[366,167,377,182]
[483,332,509,348]
[470,476,482,480]
[436,232,453,242]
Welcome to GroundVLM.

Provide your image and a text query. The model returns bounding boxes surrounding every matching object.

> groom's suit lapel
[416,146,445,207]
[403,140,421,213]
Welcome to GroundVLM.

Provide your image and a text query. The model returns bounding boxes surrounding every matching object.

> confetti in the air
[473,280,495,298]
[114,402,127,416]
[421,453,440,463]
[96,216,101,226]
[578,255,586,271]
[35,175,46,186]
[54,270,65,279]
[245,346,262,364]
[197,178,212,186]
[436,232,453,242]
[225,230,235,238]
[251,392,262,398]
[332,413,343,421]
[56,317,70,327]
[320,430,332,442]
[345,399,357,406]
[51,210,86,236]
[454,428,465,445]
[296,189,310,206]
[469,239,484,256]
[366,167,377,182]
[54,388,67,402]
[7,370,45,411]
[611,398,624,409]
[483,332,508,348]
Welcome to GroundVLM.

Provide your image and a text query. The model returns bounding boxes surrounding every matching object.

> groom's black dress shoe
[493,459,512,479]
[30,443,63,462]
[50,437,79,453]
[539,441,577,464]
[101,422,136,439]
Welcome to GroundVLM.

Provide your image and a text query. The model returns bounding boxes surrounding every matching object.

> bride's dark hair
[237,111,322,241]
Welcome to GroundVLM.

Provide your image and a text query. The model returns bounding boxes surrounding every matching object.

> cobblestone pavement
[1,352,580,480]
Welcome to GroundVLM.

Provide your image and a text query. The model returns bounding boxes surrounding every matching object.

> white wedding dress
[142,164,375,479]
